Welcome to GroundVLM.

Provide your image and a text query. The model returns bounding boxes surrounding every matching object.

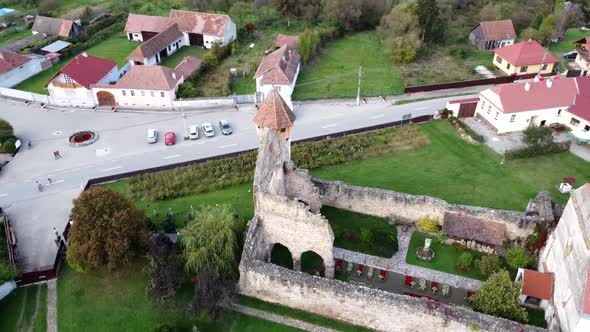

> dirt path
[47,280,57,332]
[26,285,41,332]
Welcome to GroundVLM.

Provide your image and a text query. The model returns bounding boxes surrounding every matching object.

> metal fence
[403,73,537,93]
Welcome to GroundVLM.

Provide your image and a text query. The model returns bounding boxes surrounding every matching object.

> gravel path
[26,285,41,332]
[333,227,483,290]
[47,279,57,332]
[230,303,338,332]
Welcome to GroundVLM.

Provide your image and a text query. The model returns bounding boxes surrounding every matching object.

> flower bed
[69,131,99,147]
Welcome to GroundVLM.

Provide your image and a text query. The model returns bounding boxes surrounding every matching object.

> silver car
[219,120,232,135]
[146,128,158,143]
[188,125,199,140]
[202,122,215,137]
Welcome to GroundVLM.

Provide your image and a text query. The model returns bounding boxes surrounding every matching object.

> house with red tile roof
[46,53,119,106]
[475,76,590,133]
[254,44,301,108]
[127,23,184,66]
[574,36,590,74]
[493,39,559,76]
[515,268,554,309]
[469,20,516,50]
[31,16,81,38]
[124,10,236,49]
[0,50,51,88]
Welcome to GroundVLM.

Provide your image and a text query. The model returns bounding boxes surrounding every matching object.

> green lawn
[58,262,301,332]
[233,76,256,95]
[549,28,586,57]
[406,231,488,280]
[0,284,47,332]
[294,31,404,99]
[321,207,397,258]
[160,46,209,68]
[527,308,547,328]
[240,296,372,332]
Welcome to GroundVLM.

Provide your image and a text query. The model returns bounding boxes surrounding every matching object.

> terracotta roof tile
[169,10,229,36]
[443,212,506,246]
[521,269,554,301]
[128,24,183,62]
[254,45,300,85]
[32,16,74,38]
[124,14,169,33]
[48,54,117,89]
[488,77,577,113]
[174,56,202,79]
[254,88,296,129]
[494,40,559,66]
[275,34,299,48]
[569,94,590,122]
[106,65,180,90]
[0,50,31,74]
[479,20,516,41]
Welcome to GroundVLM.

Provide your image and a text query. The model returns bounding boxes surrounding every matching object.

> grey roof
[41,40,71,53]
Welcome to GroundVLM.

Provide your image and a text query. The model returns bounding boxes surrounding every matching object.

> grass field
[406,231,488,280]
[160,46,209,68]
[549,28,586,58]
[294,32,404,100]
[0,284,47,332]
[58,262,300,331]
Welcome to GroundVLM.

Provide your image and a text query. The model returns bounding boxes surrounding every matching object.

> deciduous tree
[522,125,554,148]
[477,255,502,276]
[505,247,533,270]
[146,233,180,303]
[272,0,301,27]
[379,3,422,63]
[298,28,320,63]
[469,271,528,323]
[229,1,254,28]
[322,0,363,31]
[413,0,445,43]
[67,187,148,271]
[0,118,13,139]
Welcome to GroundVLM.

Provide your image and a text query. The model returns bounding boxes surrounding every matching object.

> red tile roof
[494,40,559,66]
[49,54,117,89]
[0,50,31,74]
[254,88,296,130]
[106,65,181,90]
[125,10,231,37]
[521,269,554,301]
[569,94,590,122]
[128,24,183,62]
[174,56,202,79]
[488,77,577,113]
[275,34,299,48]
[255,45,300,85]
[124,14,169,33]
[575,76,590,97]
[479,20,516,41]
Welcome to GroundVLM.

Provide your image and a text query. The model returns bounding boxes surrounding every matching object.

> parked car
[146,129,158,143]
[188,125,199,140]
[202,123,215,137]
[219,120,233,135]
[164,132,176,145]
[563,51,578,59]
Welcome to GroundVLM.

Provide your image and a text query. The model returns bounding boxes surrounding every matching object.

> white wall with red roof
[0,56,48,88]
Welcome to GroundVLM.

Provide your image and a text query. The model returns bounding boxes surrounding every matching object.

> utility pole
[356,65,362,106]
[180,97,187,139]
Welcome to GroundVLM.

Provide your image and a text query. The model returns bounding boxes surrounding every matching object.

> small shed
[445,97,480,118]
[41,40,71,54]
[516,268,554,307]
[443,212,506,247]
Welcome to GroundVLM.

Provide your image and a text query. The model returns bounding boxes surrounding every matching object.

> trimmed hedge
[504,142,570,160]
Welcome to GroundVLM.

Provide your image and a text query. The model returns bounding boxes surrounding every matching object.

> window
[506,63,511,70]
[510,114,516,122]
[520,66,528,73]
[496,56,503,64]
[541,63,548,70]
[160,92,165,97]
[557,109,562,117]
[130,90,135,96]
[570,118,580,126]
[167,45,171,51]
[480,101,485,109]
[495,112,499,120]
[150,91,155,97]
[141,91,145,96]
[584,125,590,131]
[487,106,491,114]
[280,128,286,133]
[64,75,73,84]
[122,90,126,96]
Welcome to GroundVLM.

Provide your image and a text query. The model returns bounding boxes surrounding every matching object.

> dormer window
[280,128,286,133]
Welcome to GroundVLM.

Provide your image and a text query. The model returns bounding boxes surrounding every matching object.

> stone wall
[312,179,549,240]
[285,167,322,213]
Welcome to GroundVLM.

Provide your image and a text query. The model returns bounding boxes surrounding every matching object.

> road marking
[52,180,64,185]
[321,124,337,128]
[370,115,384,119]
[219,144,238,149]
[162,154,181,159]
[0,193,7,198]
[416,107,428,110]
[101,166,123,172]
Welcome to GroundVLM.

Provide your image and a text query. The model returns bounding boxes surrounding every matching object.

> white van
[146,129,158,143]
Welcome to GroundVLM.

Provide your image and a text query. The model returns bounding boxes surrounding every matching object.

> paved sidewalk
[47,279,57,332]
[231,303,337,332]
[333,226,482,291]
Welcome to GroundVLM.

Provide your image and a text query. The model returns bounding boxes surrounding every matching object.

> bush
[504,142,570,160]
[526,223,548,253]
[477,255,502,276]
[176,82,197,98]
[416,217,441,233]
[162,214,176,233]
[456,252,474,271]
[505,247,533,270]
[359,228,373,246]
[1,138,16,154]
[0,261,17,284]
[448,116,485,143]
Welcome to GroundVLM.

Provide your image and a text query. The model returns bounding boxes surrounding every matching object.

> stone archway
[270,243,293,269]
[96,91,115,106]
[301,250,325,277]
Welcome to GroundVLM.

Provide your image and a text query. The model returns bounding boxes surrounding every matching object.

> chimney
[546,78,552,88]
[172,72,176,80]
[0,53,4,61]
[527,39,532,44]
[81,52,88,57]
[525,82,531,91]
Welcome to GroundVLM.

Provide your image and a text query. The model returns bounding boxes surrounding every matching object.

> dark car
[219,120,232,135]
[562,51,578,59]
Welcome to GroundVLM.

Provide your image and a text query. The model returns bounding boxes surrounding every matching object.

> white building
[539,184,590,332]
[0,50,51,88]
[124,10,236,49]
[47,53,119,107]
[254,44,300,108]
[475,76,590,134]
[127,24,185,66]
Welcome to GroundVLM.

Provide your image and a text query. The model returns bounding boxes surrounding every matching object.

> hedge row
[128,125,429,202]
[60,21,126,59]
[176,43,233,98]
[504,142,570,160]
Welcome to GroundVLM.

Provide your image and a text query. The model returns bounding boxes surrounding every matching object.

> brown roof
[127,24,183,62]
[478,20,516,41]
[124,14,169,33]
[442,212,506,246]
[174,56,202,79]
[95,65,180,91]
[254,45,300,85]
[0,50,31,74]
[169,10,229,36]
[32,16,74,38]
[494,40,559,66]
[574,36,590,45]
[275,34,299,48]
[254,88,296,130]
[520,269,553,301]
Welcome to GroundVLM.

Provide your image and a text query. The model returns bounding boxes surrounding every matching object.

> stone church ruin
[238,88,555,331]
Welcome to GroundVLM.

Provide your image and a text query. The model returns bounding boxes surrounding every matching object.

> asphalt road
[0,94,476,273]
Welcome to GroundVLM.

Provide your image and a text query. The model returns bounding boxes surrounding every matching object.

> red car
[164,132,176,145]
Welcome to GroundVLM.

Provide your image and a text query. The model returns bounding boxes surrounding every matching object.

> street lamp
[180,97,188,139]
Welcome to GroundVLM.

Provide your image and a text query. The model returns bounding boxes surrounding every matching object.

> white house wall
[0,57,46,88]
[92,86,177,107]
